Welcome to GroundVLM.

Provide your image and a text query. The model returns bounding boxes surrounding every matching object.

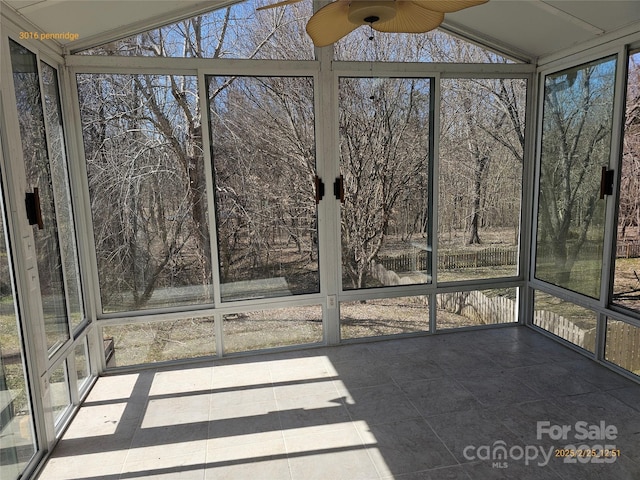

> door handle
[599,166,614,199]
[25,188,44,229]
[334,175,344,204]
[314,175,325,204]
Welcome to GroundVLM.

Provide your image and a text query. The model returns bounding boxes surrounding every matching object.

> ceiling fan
[257,0,489,47]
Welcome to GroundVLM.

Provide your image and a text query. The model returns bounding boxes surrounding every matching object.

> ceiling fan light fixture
[279,0,489,47]
[347,1,397,25]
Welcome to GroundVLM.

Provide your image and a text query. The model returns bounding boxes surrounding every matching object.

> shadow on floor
[38,326,640,480]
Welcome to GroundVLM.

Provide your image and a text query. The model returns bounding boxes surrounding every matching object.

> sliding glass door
[0,145,38,480]
[9,40,71,356]
[535,56,617,299]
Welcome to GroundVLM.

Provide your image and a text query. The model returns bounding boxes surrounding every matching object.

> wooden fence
[379,241,640,276]
[380,253,429,273]
[605,321,640,374]
[379,247,518,273]
[533,310,597,352]
[437,290,517,325]
[371,262,515,324]
[616,241,640,259]
[438,248,518,269]
[534,312,640,374]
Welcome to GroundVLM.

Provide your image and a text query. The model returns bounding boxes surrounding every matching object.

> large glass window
[339,77,432,290]
[535,57,617,298]
[207,76,319,302]
[78,73,212,312]
[10,39,70,355]
[613,50,640,314]
[439,78,525,283]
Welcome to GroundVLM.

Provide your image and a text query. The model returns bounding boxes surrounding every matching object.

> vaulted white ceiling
[2,0,640,61]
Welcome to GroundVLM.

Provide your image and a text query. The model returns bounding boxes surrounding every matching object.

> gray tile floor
[38,327,640,480]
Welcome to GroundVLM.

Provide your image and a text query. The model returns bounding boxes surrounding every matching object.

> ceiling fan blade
[256,0,303,11]
[413,0,489,14]
[306,1,359,47]
[373,1,444,33]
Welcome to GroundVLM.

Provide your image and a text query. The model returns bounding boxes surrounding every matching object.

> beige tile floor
[38,327,640,480]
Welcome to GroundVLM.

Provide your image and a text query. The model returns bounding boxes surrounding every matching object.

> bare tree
[79,3,307,308]
[340,77,430,289]
[79,5,530,302]
[79,73,202,309]
[209,75,318,296]
[618,54,640,240]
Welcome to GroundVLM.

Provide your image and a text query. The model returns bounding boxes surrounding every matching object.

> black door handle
[25,188,44,229]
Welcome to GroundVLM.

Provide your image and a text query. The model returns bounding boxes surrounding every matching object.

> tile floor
[38,326,640,480]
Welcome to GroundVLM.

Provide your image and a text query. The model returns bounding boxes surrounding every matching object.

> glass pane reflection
[535,57,617,299]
